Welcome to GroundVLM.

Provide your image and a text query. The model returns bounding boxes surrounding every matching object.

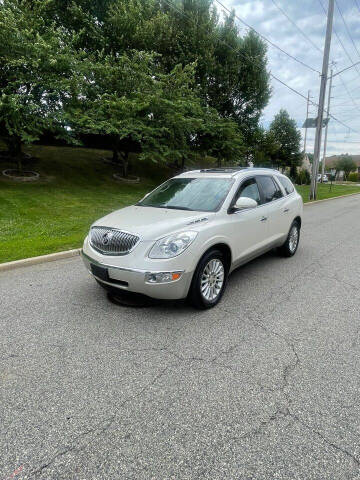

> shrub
[295,168,311,185]
[348,172,359,182]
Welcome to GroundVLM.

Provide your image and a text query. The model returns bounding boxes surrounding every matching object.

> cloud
[221,0,360,155]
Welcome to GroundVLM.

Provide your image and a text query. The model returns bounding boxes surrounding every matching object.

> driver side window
[237,178,261,205]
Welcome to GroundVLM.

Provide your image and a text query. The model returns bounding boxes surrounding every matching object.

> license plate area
[90,264,129,288]
[90,264,109,281]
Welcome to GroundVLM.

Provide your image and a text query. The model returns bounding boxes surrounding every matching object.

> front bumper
[81,250,193,300]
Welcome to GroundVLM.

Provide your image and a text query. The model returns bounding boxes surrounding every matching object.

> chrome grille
[90,227,140,255]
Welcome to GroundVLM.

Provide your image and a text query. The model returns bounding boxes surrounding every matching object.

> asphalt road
[1,195,360,480]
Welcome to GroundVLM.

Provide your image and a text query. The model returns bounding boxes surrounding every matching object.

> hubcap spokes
[289,226,298,253]
[201,259,225,301]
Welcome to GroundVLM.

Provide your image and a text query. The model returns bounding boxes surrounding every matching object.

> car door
[256,175,286,244]
[226,176,271,265]
[276,175,297,240]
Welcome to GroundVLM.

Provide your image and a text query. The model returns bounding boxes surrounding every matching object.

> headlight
[149,231,198,259]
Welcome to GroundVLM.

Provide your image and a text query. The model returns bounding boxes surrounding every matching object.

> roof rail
[199,167,246,173]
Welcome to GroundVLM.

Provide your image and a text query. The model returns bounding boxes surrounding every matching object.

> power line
[164,0,359,135]
[213,0,321,74]
[323,139,360,143]
[335,0,360,59]
[318,0,360,119]
[338,74,360,113]
[270,74,359,133]
[331,60,360,78]
[318,0,360,77]
[331,101,360,107]
[270,0,323,54]
[355,0,360,14]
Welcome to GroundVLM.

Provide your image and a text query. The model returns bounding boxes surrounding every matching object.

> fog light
[145,272,182,283]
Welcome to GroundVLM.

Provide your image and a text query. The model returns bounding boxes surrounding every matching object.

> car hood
[92,205,214,240]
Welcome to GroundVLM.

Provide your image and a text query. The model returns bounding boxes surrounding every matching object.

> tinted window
[237,178,261,205]
[256,176,283,204]
[278,176,295,195]
[138,178,234,212]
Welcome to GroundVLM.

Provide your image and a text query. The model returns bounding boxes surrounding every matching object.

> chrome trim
[92,275,129,290]
[81,250,185,276]
[227,173,283,214]
[82,250,147,273]
[89,226,140,256]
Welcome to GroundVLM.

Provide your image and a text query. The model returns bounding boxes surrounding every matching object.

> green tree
[253,128,280,167]
[1,0,271,173]
[69,53,216,177]
[306,152,314,164]
[0,0,78,170]
[335,154,357,181]
[103,0,270,148]
[197,114,244,167]
[269,109,302,175]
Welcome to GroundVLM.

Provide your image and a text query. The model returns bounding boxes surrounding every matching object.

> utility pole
[310,0,334,200]
[303,90,311,153]
[321,68,333,181]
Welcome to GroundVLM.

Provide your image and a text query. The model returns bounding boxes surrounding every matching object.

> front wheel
[188,249,228,309]
[278,221,300,257]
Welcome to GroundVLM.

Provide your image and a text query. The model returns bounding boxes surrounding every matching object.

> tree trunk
[181,156,185,172]
[6,136,23,171]
[122,151,129,178]
[112,147,119,164]
[217,157,222,168]
[17,153,23,172]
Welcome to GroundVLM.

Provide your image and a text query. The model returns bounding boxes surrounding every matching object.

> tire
[278,221,300,257]
[188,249,228,309]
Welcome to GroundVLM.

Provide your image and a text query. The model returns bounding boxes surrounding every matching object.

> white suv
[82,168,303,309]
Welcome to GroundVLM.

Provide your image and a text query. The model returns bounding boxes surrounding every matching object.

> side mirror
[233,196,258,211]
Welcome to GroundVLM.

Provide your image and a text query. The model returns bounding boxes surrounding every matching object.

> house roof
[325,155,360,168]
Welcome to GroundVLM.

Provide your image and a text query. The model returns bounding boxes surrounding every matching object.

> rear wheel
[188,249,228,309]
[279,221,300,257]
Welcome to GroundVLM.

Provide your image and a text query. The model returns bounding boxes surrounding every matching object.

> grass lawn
[296,183,360,203]
[0,145,159,263]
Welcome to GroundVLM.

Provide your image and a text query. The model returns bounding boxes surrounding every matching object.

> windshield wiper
[137,203,194,211]
[163,205,194,211]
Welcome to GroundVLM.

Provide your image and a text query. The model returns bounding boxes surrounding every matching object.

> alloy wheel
[200,258,225,301]
[289,225,299,253]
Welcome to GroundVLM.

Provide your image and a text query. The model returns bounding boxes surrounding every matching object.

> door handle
[283,208,289,213]
[260,216,267,222]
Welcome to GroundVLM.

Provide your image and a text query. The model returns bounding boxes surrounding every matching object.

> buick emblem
[102,232,113,245]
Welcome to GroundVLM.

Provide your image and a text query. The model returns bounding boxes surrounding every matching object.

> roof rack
[199,167,246,173]
[198,167,278,177]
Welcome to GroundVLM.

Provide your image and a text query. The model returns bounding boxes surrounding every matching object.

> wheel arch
[293,216,302,229]
[196,242,232,272]
[187,242,232,308]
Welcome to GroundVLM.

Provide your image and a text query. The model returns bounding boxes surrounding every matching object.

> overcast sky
[221,0,360,157]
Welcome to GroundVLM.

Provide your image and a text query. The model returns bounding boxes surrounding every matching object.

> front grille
[90,227,140,255]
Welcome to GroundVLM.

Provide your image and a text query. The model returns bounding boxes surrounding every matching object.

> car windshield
[137,177,234,212]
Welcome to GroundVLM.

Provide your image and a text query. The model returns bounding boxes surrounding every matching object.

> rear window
[278,176,295,195]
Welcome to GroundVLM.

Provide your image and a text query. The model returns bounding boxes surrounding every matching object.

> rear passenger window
[278,176,295,195]
[256,176,283,204]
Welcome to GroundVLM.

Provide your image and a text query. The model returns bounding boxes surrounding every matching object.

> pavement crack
[238,406,290,441]
[290,412,360,467]
[320,271,358,293]
[30,363,177,477]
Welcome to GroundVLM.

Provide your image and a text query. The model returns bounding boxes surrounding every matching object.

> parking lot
[1,194,360,479]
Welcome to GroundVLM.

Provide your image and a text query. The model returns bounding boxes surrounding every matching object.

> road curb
[1,192,360,272]
[0,248,81,273]
[304,191,360,206]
